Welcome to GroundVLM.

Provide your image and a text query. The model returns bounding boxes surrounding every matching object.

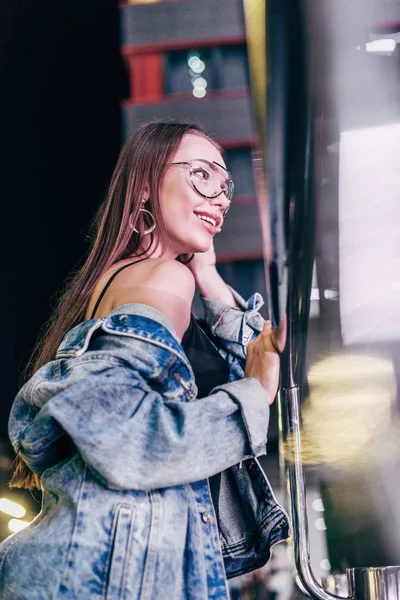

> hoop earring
[130,200,156,235]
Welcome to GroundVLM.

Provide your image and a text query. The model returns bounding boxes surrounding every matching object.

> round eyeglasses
[170,159,234,216]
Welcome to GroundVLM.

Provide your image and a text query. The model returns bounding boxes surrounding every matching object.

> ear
[142,184,150,202]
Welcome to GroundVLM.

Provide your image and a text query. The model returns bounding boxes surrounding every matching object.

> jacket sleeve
[200,286,266,376]
[9,364,270,491]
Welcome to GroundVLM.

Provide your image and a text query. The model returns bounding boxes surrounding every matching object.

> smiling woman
[154,130,231,255]
[1,119,288,600]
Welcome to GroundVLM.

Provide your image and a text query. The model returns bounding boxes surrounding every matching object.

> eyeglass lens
[189,161,234,214]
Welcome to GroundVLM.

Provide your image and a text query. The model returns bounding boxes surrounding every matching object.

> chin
[175,234,212,255]
[190,238,213,253]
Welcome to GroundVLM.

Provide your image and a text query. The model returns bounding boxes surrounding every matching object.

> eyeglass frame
[169,159,234,216]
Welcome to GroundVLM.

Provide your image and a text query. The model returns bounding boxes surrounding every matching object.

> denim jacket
[0,289,290,600]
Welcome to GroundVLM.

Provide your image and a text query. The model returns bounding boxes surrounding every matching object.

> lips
[193,210,222,231]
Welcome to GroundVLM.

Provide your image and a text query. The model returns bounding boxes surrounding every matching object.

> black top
[91,260,230,509]
[90,258,149,320]
[181,315,229,514]
[181,315,230,399]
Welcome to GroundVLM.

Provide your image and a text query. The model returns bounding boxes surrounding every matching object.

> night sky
[0,0,128,446]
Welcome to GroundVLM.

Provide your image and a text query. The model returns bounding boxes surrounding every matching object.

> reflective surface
[349,567,400,600]
[245,0,400,598]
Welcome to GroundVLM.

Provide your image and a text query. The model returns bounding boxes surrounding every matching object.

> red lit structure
[119,0,263,262]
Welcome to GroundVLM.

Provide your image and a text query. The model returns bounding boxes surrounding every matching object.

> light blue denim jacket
[0,289,289,600]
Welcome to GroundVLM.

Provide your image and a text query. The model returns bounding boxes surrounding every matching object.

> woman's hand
[185,241,239,307]
[245,321,280,404]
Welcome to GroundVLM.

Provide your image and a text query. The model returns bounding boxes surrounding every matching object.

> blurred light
[315,518,327,531]
[310,288,339,301]
[193,77,207,89]
[365,39,396,54]
[327,142,339,154]
[339,123,400,345]
[192,88,207,99]
[287,353,396,467]
[312,498,325,512]
[191,59,205,74]
[8,519,30,533]
[311,288,319,300]
[323,289,339,300]
[0,498,26,518]
[188,56,201,69]
[320,559,331,571]
[310,263,320,319]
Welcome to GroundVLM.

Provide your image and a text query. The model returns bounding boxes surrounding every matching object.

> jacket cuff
[212,377,270,457]
[228,285,264,311]
[201,285,264,315]
[200,286,265,347]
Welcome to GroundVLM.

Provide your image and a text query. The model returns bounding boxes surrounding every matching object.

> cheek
[160,174,197,219]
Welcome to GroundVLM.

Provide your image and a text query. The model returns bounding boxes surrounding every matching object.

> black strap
[90,258,149,319]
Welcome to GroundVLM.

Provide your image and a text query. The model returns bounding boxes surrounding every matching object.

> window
[165,45,250,97]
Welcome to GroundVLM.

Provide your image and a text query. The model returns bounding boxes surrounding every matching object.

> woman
[0,120,289,599]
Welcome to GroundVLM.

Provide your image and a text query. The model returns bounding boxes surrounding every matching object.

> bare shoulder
[118,258,195,301]
[112,258,195,340]
[147,258,195,298]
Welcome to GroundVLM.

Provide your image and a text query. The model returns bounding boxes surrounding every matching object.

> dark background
[0,0,128,446]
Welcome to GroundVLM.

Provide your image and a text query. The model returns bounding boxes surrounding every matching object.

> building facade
[119,0,266,273]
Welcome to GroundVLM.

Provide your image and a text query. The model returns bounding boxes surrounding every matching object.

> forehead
[172,133,226,168]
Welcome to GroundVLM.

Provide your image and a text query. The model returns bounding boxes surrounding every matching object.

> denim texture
[0,291,289,599]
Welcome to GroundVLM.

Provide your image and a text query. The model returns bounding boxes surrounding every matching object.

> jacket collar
[56,303,190,368]
[107,303,179,339]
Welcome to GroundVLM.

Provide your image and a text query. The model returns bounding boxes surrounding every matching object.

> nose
[208,190,230,214]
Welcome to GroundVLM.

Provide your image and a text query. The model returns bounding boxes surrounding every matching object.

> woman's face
[157,133,233,257]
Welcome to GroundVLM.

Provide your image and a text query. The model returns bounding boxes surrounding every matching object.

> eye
[191,166,211,181]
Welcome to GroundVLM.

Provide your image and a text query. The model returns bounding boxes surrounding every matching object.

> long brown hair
[10,119,222,490]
